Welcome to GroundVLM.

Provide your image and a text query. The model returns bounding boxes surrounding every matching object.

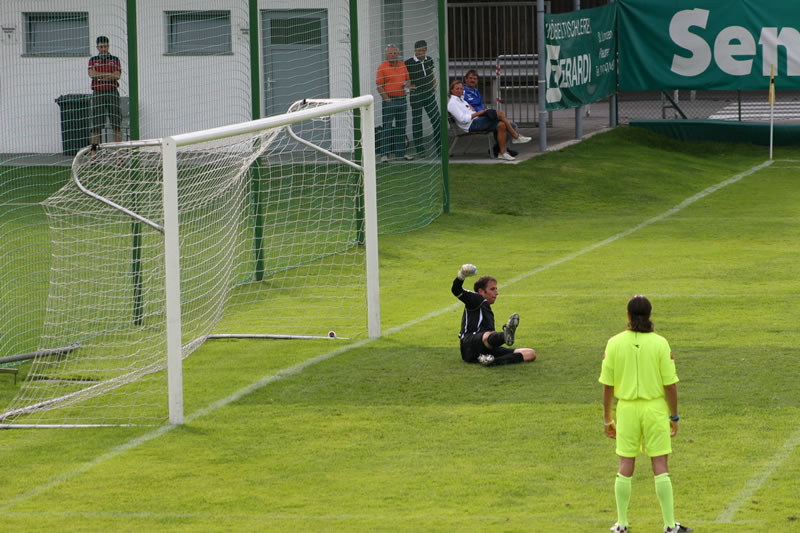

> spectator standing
[405,40,440,158]
[376,44,412,162]
[88,36,122,154]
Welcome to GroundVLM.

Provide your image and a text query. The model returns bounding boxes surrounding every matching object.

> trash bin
[55,94,92,156]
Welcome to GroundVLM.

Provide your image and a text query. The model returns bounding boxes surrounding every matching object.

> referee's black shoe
[665,522,693,533]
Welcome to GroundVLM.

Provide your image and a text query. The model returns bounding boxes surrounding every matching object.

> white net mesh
[1,0,443,426]
[366,0,444,233]
[1,100,371,426]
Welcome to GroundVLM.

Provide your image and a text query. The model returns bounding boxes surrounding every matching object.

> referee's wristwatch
[669,414,680,422]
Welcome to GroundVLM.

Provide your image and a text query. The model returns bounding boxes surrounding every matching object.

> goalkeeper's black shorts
[459,333,521,365]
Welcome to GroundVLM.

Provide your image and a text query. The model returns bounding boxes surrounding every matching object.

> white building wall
[137,0,253,140]
[1,0,128,154]
[2,0,441,155]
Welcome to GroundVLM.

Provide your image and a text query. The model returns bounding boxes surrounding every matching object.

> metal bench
[448,113,494,159]
[0,367,19,385]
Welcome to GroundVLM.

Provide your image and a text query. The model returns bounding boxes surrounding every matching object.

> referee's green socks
[654,472,675,529]
[614,473,632,527]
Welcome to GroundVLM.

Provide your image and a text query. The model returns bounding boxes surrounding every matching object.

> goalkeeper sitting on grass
[451,264,537,366]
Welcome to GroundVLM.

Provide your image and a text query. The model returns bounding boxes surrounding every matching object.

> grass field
[1,127,799,532]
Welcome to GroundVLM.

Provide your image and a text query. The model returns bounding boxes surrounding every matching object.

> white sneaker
[609,523,628,533]
[477,354,494,366]
[379,155,389,163]
[403,153,414,161]
[512,135,531,144]
[497,152,515,161]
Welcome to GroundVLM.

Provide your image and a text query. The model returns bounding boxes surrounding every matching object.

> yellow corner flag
[769,64,775,104]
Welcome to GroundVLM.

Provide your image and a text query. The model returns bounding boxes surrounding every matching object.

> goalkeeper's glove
[457,264,478,280]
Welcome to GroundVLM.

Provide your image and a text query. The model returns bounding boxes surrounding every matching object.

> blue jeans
[470,115,517,152]
[381,96,408,157]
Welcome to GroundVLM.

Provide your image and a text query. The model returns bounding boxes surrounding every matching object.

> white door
[262,9,330,117]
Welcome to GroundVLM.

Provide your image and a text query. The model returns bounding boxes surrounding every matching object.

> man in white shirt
[447,80,530,161]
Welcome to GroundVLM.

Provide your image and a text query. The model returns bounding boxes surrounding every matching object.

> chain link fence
[617,90,800,124]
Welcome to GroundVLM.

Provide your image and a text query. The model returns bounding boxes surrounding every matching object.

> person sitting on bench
[447,79,530,162]
[463,69,524,158]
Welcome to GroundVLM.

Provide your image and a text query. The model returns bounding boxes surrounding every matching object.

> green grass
[2,127,800,531]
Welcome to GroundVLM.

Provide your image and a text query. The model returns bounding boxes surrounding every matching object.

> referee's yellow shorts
[616,397,672,458]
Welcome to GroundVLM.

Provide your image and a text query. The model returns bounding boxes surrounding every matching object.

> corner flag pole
[769,64,775,160]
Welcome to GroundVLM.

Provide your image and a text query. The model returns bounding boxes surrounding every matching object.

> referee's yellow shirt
[598,330,679,400]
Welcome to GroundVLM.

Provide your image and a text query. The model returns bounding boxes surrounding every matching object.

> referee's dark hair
[97,35,109,45]
[474,275,496,292]
[627,294,654,332]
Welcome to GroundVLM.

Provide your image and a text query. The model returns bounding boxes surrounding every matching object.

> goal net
[0,96,379,428]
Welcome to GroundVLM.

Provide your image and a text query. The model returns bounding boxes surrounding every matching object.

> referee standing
[599,295,692,533]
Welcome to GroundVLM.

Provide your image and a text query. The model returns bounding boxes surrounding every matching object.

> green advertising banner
[619,0,800,90]
[544,4,617,111]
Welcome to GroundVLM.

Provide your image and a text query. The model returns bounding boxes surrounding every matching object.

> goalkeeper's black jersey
[451,277,496,338]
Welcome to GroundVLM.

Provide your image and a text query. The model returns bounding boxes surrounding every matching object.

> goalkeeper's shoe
[609,523,628,533]
[503,313,519,346]
[665,523,693,533]
[477,354,494,366]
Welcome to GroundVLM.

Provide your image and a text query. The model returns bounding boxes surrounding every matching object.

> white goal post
[162,96,380,424]
[0,95,379,428]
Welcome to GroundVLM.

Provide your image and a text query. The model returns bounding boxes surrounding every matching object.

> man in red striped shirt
[88,36,122,153]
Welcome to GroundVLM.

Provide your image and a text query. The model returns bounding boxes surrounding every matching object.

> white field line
[715,424,800,523]
[0,158,780,515]
[503,159,774,288]
[0,511,763,525]
[502,293,798,298]
[0,338,374,512]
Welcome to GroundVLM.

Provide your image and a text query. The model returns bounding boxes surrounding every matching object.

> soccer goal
[0,95,379,428]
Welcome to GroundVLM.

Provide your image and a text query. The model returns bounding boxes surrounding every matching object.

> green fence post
[249,0,265,281]
[439,0,450,213]
[127,0,143,325]
[350,0,366,243]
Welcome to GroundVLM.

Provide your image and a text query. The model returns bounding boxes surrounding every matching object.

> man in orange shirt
[376,44,412,162]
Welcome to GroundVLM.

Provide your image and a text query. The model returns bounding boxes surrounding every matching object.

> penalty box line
[0,159,774,513]
[503,159,774,288]
[715,423,800,522]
